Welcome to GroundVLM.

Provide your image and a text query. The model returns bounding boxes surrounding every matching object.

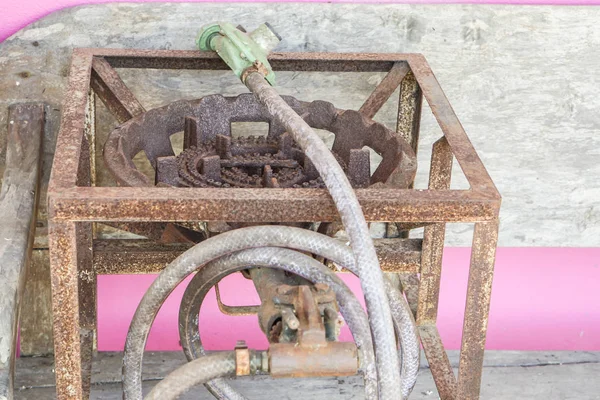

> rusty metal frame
[47,48,500,400]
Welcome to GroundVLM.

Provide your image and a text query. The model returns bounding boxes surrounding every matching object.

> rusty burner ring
[103,93,417,190]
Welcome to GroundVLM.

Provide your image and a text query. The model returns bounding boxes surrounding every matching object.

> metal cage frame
[47,48,500,400]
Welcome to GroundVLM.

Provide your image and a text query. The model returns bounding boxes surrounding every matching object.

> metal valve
[197,21,281,85]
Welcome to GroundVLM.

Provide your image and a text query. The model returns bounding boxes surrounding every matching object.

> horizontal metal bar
[92,238,422,274]
[49,187,500,223]
[77,48,413,72]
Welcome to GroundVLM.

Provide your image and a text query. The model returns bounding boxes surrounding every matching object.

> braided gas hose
[178,247,379,400]
[122,226,419,400]
[244,71,402,397]
[125,23,420,399]
[178,246,420,399]
[145,352,239,400]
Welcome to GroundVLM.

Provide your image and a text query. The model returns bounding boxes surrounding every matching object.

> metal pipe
[244,71,401,398]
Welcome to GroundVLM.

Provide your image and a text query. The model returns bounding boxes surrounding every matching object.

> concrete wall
[2,0,600,42]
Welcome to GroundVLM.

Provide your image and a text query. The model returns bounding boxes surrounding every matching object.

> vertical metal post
[417,137,455,400]
[48,221,83,400]
[85,89,96,187]
[77,221,95,399]
[417,137,453,324]
[396,70,422,153]
[456,220,499,399]
[49,119,96,400]
[395,69,424,313]
[76,128,96,399]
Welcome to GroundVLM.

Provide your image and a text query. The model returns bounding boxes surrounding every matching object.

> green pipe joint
[197,22,281,85]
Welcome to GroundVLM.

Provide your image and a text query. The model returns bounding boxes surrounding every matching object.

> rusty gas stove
[47,46,500,400]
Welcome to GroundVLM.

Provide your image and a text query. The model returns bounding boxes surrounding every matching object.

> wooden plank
[0,103,45,400]
[18,250,54,357]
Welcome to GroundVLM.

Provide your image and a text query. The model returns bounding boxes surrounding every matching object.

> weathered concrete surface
[13,351,600,399]
[1,3,599,246]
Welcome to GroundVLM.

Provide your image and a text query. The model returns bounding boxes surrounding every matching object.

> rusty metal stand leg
[456,220,499,400]
[79,90,97,399]
[49,221,83,400]
[417,137,452,325]
[398,274,420,317]
[49,115,96,399]
[48,220,94,400]
[77,222,95,399]
[416,137,456,400]
[394,69,424,316]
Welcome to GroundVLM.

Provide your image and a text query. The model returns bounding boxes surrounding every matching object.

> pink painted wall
[98,248,600,351]
[1,0,600,42]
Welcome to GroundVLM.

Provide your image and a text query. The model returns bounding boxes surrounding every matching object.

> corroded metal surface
[266,283,358,378]
[175,135,328,189]
[93,238,422,275]
[269,341,358,378]
[92,240,191,274]
[215,283,260,316]
[417,137,453,325]
[49,187,500,223]
[396,70,422,153]
[457,220,499,400]
[359,62,410,119]
[47,49,500,400]
[90,57,146,124]
[48,221,83,400]
[419,325,457,400]
[103,93,416,189]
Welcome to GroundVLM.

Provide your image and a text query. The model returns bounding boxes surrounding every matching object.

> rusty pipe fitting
[269,342,359,379]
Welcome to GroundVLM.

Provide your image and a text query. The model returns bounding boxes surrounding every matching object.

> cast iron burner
[104,93,417,191]
[176,134,336,188]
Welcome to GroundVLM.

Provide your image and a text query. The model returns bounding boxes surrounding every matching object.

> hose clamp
[235,340,251,376]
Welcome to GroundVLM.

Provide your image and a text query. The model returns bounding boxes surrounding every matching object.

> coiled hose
[123,71,419,399]
[244,71,402,398]
[122,226,419,400]
[178,247,379,400]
